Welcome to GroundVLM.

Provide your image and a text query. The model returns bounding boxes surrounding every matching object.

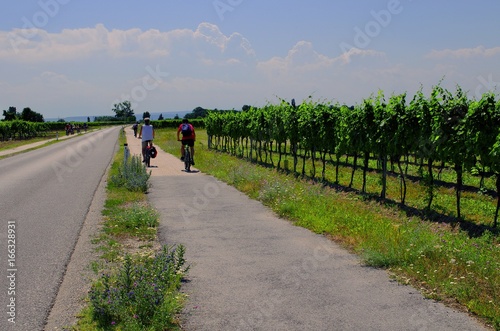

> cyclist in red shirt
[177,119,196,165]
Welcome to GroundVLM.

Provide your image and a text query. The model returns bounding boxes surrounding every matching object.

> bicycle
[183,144,191,172]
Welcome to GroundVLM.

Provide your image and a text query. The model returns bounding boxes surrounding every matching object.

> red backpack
[147,146,157,158]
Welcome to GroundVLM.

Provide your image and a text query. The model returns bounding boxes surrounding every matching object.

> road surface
[0,127,120,330]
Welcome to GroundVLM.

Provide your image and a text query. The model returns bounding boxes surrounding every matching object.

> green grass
[0,129,107,160]
[0,131,64,151]
[103,203,158,240]
[216,139,498,228]
[154,128,499,330]
[73,128,187,331]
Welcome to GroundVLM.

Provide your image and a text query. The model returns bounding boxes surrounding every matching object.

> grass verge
[73,129,188,331]
[155,128,499,330]
[0,129,104,160]
[0,131,65,151]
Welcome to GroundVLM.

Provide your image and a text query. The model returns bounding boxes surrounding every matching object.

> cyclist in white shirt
[138,117,155,162]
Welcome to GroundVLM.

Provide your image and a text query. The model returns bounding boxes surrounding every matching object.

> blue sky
[1,0,500,119]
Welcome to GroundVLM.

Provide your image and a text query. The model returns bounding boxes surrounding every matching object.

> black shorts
[142,140,152,150]
[181,139,195,147]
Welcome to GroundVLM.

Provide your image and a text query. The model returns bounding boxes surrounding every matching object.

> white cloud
[425,45,500,60]
[37,71,72,84]
[258,41,386,75]
[258,41,330,73]
[0,22,256,64]
[339,47,386,64]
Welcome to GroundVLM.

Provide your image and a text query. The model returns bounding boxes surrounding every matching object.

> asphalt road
[0,127,120,331]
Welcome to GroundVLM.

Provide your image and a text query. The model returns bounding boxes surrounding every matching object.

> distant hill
[46,111,191,122]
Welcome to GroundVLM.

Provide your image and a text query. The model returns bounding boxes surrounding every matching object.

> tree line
[2,106,44,122]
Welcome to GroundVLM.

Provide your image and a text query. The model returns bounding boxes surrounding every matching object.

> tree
[185,106,207,119]
[112,101,135,122]
[242,105,251,111]
[21,107,44,122]
[2,107,19,121]
[158,113,164,120]
[95,116,119,122]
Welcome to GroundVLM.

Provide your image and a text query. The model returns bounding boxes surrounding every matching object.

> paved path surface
[123,127,489,331]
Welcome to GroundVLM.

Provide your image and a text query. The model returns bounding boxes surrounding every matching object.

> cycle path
[125,128,489,331]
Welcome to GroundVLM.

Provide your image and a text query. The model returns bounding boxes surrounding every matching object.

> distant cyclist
[138,117,155,163]
[132,122,139,137]
[177,118,196,165]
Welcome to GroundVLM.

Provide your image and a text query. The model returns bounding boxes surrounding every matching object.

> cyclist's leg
[180,140,186,160]
[185,145,190,162]
[147,140,152,166]
[144,140,152,166]
[142,140,151,162]
[141,140,147,161]
[188,139,195,165]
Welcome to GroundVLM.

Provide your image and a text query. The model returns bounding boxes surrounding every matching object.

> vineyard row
[0,120,128,141]
[204,85,500,227]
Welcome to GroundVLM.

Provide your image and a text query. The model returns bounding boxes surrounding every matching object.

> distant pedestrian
[133,122,138,137]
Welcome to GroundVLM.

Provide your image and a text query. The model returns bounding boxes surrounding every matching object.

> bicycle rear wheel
[145,144,152,167]
[184,149,191,172]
